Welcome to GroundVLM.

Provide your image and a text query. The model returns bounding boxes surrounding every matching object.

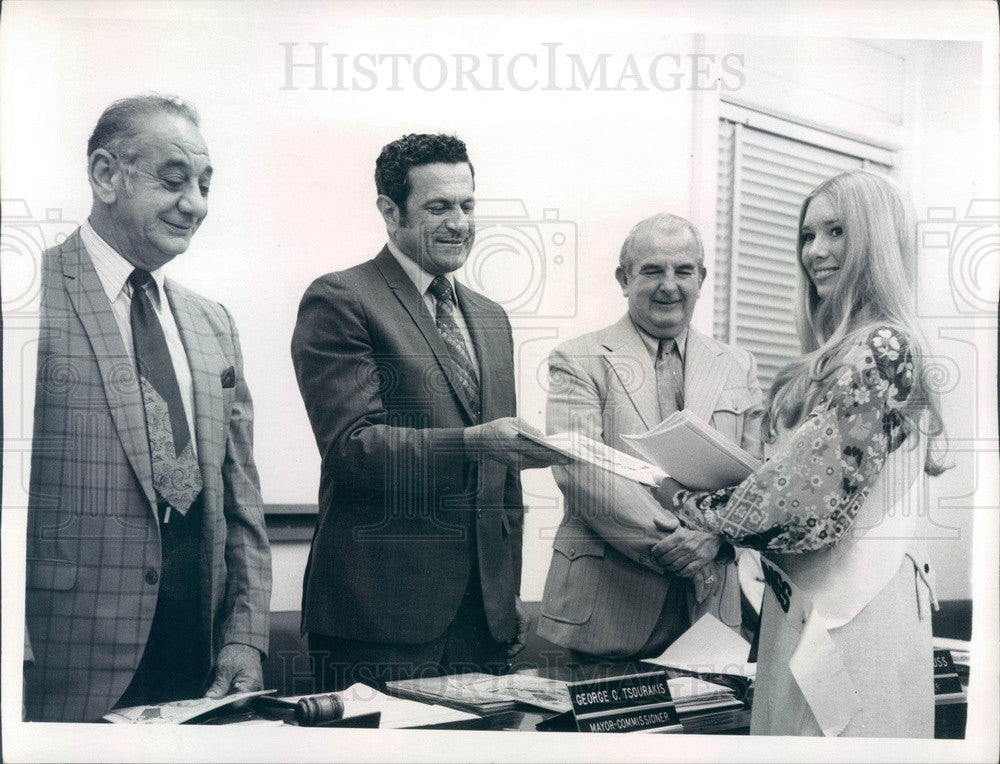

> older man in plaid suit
[23,95,271,722]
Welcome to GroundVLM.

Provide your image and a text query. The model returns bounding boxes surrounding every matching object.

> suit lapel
[165,281,222,473]
[602,315,660,430]
[60,235,156,506]
[683,329,727,423]
[373,248,476,422]
[455,283,495,421]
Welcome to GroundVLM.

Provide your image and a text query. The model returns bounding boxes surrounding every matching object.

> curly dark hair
[375,133,475,213]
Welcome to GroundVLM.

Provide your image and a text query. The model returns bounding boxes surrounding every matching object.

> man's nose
[656,272,680,292]
[445,208,470,232]
[178,182,208,219]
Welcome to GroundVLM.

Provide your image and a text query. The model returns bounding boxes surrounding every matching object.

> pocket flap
[26,558,77,591]
[552,534,605,560]
[715,388,759,414]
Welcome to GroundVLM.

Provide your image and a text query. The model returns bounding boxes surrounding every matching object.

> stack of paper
[622,410,761,491]
[513,424,667,486]
[384,674,518,714]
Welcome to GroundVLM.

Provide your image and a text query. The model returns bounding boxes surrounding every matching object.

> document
[513,424,667,486]
[621,410,761,491]
[646,613,756,679]
[103,690,274,724]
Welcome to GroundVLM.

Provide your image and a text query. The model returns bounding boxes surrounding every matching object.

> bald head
[618,213,705,276]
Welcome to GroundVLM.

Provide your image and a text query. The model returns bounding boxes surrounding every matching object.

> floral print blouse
[671,326,917,554]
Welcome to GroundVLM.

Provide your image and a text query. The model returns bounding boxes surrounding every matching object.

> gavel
[252,693,345,726]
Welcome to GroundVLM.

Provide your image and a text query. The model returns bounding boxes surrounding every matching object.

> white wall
[2,4,994,608]
[3,2,998,762]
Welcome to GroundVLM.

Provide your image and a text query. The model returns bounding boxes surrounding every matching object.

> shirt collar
[386,239,456,298]
[630,317,689,364]
[81,220,167,306]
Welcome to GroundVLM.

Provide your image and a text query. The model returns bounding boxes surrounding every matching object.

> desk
[398,661,752,734]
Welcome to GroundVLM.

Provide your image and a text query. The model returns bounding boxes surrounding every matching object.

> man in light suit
[291,133,562,692]
[537,213,763,661]
[23,95,271,722]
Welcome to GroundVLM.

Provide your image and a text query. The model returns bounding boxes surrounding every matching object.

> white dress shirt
[386,239,480,370]
[80,221,198,456]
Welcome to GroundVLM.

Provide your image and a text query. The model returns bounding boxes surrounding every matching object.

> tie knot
[128,268,154,293]
[657,337,676,360]
[428,275,455,304]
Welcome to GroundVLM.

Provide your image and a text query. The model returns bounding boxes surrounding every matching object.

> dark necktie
[129,269,202,516]
[655,337,685,417]
[428,275,481,421]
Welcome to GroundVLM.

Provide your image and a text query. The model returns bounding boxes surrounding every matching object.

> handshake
[649,486,729,604]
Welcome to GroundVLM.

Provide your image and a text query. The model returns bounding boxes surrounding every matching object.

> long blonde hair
[764,170,947,475]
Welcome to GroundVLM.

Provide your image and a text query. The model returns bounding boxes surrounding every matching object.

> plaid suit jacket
[290,247,524,645]
[24,231,271,722]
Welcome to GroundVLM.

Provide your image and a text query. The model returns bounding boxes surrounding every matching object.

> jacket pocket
[715,387,759,414]
[540,535,606,625]
[26,558,77,591]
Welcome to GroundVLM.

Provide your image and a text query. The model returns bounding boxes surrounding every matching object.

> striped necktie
[428,275,481,421]
[655,337,685,418]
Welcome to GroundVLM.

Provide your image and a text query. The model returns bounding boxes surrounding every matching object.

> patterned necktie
[655,337,685,418]
[129,269,202,516]
[428,275,481,421]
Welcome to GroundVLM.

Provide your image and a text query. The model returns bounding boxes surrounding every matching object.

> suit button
[476,508,483,518]
[569,548,576,558]
[144,569,159,585]
[924,563,930,573]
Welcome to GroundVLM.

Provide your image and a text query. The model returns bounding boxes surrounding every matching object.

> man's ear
[614,265,629,294]
[376,195,401,234]
[88,150,119,204]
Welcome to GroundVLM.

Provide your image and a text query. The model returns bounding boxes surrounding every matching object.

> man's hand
[464,417,569,470]
[507,596,531,659]
[692,564,725,604]
[649,515,722,578]
[204,644,263,703]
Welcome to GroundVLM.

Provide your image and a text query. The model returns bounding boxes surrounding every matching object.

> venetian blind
[714,110,892,392]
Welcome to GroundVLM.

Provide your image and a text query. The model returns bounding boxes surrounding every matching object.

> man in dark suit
[291,133,561,691]
[23,95,271,722]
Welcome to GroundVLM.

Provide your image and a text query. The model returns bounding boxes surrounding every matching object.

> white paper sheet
[646,613,755,679]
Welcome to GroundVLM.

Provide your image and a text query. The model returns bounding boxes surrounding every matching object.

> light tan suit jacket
[537,315,763,657]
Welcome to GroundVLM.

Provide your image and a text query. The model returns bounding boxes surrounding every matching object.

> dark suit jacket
[24,231,271,722]
[290,247,523,645]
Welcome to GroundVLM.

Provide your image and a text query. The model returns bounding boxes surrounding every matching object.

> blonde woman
[651,170,947,737]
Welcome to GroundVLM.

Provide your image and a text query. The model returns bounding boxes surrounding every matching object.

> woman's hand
[650,476,686,508]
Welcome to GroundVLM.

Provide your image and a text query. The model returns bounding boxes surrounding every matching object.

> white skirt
[750,556,934,737]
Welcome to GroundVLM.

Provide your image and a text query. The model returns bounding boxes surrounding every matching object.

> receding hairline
[87,94,201,160]
[619,214,705,271]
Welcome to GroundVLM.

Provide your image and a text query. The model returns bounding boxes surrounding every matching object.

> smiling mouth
[812,267,839,278]
[164,221,193,233]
